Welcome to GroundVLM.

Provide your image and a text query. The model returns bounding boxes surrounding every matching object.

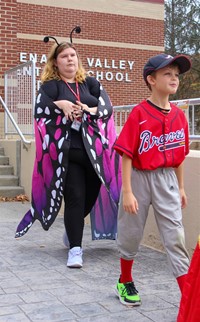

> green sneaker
[116,280,141,306]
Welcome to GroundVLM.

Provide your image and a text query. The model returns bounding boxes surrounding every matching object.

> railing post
[0,96,31,145]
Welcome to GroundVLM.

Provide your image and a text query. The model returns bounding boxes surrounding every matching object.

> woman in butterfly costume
[15,34,121,268]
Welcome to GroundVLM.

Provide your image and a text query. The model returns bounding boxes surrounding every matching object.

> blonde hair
[41,42,86,83]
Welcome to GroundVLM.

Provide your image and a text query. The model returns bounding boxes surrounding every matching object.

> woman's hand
[72,103,84,119]
[53,100,75,121]
[76,101,97,115]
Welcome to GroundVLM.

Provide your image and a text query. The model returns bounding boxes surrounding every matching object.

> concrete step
[0,156,9,165]
[0,186,25,198]
[0,147,4,156]
[0,148,25,198]
[0,165,14,175]
[0,175,19,186]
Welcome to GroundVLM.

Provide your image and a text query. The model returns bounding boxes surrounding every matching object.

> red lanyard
[65,81,80,101]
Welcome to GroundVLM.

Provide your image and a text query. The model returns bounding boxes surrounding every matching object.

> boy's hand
[123,191,139,214]
[179,188,187,209]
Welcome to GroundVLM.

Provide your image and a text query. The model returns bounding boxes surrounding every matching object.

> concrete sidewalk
[0,202,181,322]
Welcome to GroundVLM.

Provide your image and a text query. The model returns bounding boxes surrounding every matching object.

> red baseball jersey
[114,100,189,170]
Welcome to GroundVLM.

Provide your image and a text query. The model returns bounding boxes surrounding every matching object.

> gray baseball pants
[117,167,190,278]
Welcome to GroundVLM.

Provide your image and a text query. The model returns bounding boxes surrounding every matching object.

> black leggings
[63,148,101,248]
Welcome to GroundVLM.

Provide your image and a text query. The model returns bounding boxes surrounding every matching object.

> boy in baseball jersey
[114,53,191,306]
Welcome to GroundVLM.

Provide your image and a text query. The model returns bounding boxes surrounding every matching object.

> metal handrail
[0,96,31,145]
[171,98,200,105]
[113,98,200,141]
[4,60,36,137]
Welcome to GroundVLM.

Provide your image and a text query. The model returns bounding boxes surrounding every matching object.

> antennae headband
[43,26,81,58]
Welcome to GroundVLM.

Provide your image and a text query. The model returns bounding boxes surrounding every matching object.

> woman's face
[54,47,78,80]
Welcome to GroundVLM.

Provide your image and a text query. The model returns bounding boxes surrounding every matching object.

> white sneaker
[63,231,70,248]
[67,247,83,268]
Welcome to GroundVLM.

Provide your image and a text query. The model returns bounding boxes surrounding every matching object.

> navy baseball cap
[143,53,191,83]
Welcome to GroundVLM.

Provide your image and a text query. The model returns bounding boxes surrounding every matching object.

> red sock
[176,274,187,294]
[119,258,134,283]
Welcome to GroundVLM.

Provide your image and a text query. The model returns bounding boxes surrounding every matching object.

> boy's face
[147,65,180,95]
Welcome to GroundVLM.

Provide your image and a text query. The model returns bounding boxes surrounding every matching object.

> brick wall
[0,0,17,98]
[0,0,164,107]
